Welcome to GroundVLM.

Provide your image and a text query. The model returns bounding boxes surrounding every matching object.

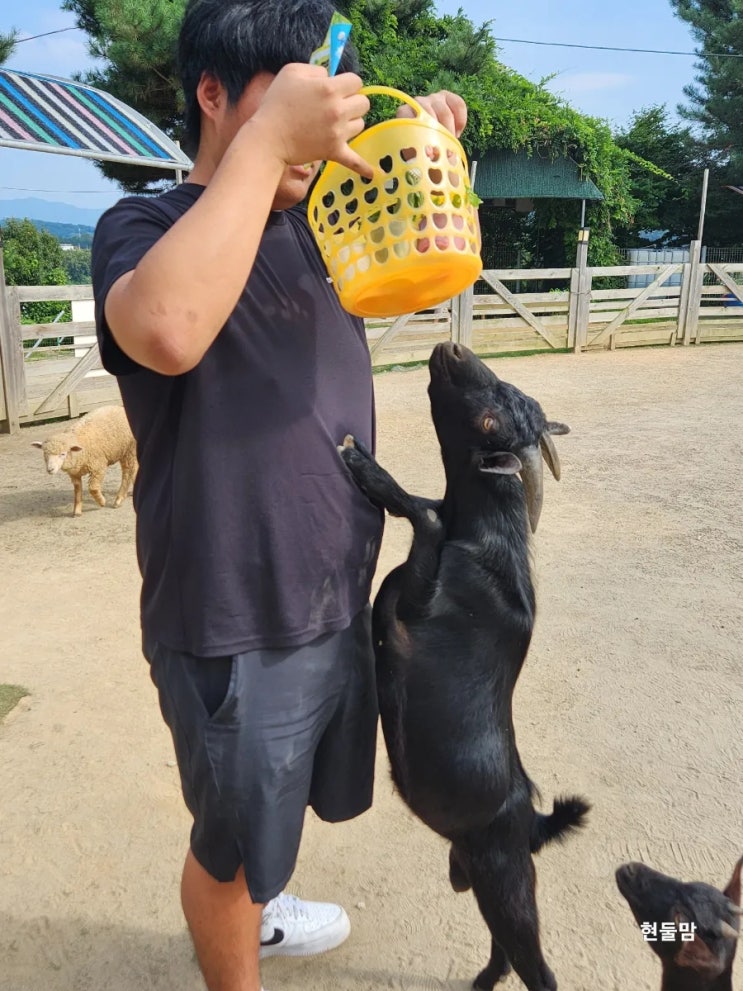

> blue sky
[1,0,700,211]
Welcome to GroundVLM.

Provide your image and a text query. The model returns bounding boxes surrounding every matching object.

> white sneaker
[259,892,351,958]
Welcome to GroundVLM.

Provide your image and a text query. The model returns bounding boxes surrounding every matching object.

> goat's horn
[519,445,544,534]
[540,431,561,482]
[720,921,740,940]
[728,904,743,915]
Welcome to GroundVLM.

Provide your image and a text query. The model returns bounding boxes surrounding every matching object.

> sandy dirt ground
[1,343,742,991]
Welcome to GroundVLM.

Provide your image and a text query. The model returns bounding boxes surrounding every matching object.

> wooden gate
[584,264,684,350]
[456,268,572,354]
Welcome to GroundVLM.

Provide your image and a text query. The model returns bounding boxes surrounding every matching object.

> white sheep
[32,405,138,517]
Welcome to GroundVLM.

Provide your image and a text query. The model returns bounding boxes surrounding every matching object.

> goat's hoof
[473,961,511,990]
[113,497,123,508]
[542,966,557,991]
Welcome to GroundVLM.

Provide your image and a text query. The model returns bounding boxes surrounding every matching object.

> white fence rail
[2,239,743,433]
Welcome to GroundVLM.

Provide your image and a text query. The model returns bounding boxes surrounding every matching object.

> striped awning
[0,67,193,171]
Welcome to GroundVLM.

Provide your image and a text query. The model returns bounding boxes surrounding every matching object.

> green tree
[62,247,93,284]
[670,1,743,162]
[345,0,638,264]
[669,1,743,245]
[1,219,71,324]
[0,29,18,64]
[614,106,700,247]
[62,0,186,191]
[615,103,743,248]
[65,0,639,263]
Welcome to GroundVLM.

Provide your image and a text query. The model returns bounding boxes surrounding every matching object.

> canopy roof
[474,148,603,201]
[0,67,193,172]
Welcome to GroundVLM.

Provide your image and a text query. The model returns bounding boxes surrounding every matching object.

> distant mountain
[0,196,109,227]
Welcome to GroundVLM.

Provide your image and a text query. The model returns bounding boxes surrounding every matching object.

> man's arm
[104,65,372,376]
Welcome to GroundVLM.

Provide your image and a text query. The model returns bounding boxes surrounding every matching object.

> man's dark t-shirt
[92,184,383,658]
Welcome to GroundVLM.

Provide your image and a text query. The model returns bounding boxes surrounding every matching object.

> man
[92,2,468,989]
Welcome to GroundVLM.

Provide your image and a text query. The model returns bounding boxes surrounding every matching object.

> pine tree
[0,30,18,63]
[671,1,743,161]
[63,0,637,261]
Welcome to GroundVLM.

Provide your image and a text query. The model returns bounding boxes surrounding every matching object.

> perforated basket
[308,86,482,318]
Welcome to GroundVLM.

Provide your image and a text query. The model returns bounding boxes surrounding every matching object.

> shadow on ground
[1,912,199,991]
[0,912,467,991]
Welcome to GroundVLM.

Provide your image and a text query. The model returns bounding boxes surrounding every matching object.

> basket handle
[359,85,434,122]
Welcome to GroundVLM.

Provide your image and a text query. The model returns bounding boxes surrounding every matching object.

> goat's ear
[723,855,743,908]
[673,913,724,976]
[545,420,570,436]
[478,452,522,475]
[31,441,43,449]
[674,936,725,975]
[69,444,83,453]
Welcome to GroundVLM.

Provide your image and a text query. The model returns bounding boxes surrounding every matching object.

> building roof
[473,148,604,201]
[0,68,193,172]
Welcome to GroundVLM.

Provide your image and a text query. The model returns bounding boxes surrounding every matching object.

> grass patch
[0,685,29,724]
[624,317,675,326]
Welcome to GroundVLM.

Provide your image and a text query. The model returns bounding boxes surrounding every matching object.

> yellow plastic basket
[308,86,483,318]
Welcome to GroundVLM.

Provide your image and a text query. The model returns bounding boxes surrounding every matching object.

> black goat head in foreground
[427,341,569,532]
[616,856,742,990]
[339,342,587,991]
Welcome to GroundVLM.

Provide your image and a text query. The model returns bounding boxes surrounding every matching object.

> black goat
[339,342,589,991]
[616,856,742,991]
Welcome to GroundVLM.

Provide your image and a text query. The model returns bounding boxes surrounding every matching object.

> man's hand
[252,64,374,178]
[396,90,468,139]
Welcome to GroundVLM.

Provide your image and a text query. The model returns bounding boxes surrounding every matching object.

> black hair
[177,0,360,155]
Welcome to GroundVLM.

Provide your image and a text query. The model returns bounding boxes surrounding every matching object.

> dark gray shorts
[145,606,377,903]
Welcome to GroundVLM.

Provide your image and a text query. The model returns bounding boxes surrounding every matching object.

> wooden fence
[2,238,743,432]
[367,237,743,366]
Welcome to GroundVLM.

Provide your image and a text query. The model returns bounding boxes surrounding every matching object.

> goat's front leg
[339,435,444,618]
[339,436,439,520]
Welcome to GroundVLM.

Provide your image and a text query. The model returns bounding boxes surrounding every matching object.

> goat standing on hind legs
[339,342,590,991]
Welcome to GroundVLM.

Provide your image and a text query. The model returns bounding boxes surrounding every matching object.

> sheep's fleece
[33,405,138,516]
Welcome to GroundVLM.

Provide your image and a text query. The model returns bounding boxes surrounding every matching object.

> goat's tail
[530,795,591,854]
